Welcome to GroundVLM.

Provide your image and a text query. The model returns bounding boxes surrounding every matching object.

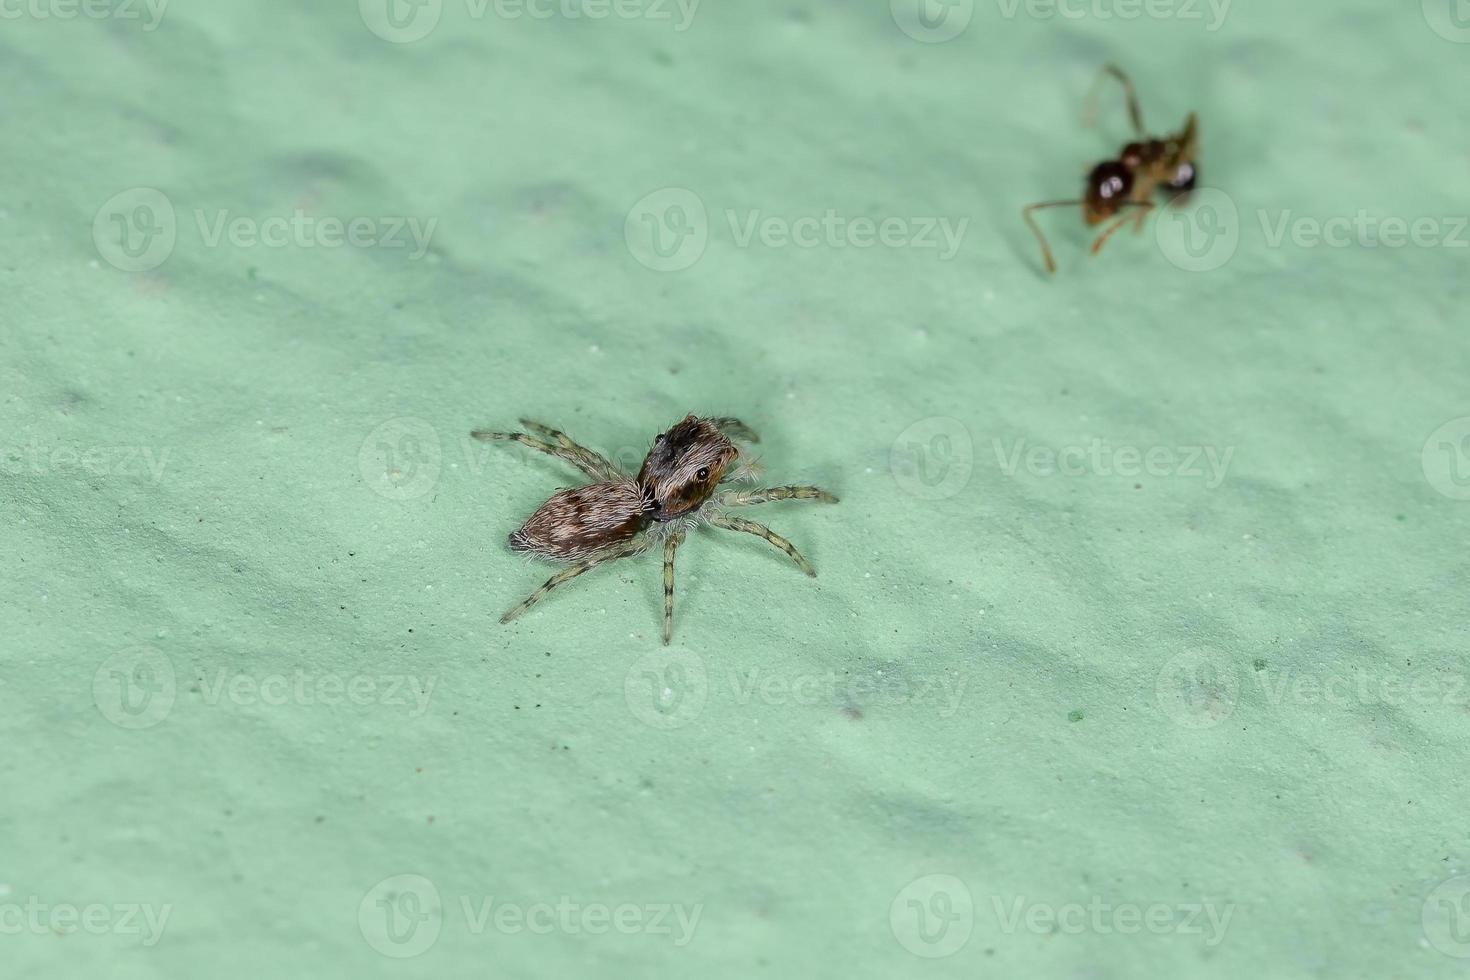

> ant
[1023,65,1199,275]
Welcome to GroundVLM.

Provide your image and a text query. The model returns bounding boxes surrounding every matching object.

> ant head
[1083,160,1134,225]
[637,415,738,521]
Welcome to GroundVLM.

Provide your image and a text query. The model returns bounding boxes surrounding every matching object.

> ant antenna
[1022,200,1084,276]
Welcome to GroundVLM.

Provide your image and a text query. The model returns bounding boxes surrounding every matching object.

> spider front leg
[717,485,839,506]
[661,530,685,645]
[517,419,627,480]
[501,538,652,624]
[706,513,815,576]
[472,423,621,482]
[708,417,760,444]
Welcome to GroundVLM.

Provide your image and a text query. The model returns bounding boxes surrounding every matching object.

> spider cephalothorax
[473,415,837,644]
[638,415,740,521]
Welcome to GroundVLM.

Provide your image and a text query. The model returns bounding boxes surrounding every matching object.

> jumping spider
[472,415,838,644]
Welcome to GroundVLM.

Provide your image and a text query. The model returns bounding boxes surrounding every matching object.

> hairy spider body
[473,414,837,644]
[508,480,647,561]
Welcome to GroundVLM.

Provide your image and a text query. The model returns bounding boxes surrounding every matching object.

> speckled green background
[4,1,1469,977]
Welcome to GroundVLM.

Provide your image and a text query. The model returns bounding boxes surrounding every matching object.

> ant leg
[709,417,760,444]
[517,419,626,479]
[1022,200,1084,276]
[500,538,652,624]
[661,530,684,645]
[472,426,618,481]
[707,513,815,576]
[1181,111,1199,160]
[1089,202,1156,256]
[718,486,839,506]
[1083,64,1145,135]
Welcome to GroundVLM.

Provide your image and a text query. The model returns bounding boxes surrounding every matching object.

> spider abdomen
[508,481,648,561]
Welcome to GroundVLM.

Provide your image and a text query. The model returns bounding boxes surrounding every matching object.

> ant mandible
[1023,65,1199,275]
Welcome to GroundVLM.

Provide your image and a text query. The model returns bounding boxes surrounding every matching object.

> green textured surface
[4,1,1469,977]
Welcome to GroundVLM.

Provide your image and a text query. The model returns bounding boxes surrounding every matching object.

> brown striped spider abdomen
[473,414,836,644]
[508,481,647,562]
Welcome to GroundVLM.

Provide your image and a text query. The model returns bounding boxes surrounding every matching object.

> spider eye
[696,467,710,480]
[654,434,665,443]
